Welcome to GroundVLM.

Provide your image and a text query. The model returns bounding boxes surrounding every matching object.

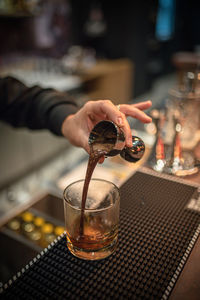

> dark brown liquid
[79,147,107,236]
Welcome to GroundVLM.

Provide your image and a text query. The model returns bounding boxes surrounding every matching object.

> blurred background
[0,0,200,283]
[0,0,200,187]
[0,0,200,93]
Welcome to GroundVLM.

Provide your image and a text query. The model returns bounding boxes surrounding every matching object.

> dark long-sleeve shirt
[0,76,78,136]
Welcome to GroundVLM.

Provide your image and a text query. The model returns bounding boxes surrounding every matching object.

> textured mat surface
[1,170,200,299]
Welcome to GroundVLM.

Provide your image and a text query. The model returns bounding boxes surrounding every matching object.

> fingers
[119,103,152,123]
[132,100,152,110]
[86,99,125,124]
[86,100,123,127]
[118,113,133,147]
[84,99,152,149]
[86,100,133,147]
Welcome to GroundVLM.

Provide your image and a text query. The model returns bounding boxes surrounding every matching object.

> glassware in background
[148,109,166,172]
[63,179,120,260]
[170,110,183,174]
[147,69,200,176]
[167,70,200,176]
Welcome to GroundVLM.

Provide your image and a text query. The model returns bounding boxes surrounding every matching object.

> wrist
[61,114,74,137]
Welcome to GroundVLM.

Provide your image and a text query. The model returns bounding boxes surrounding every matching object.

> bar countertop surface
[1,167,200,299]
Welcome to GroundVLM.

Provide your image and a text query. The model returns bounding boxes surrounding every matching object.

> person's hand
[61,99,152,155]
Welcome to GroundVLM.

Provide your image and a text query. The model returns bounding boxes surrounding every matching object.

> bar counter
[1,167,200,299]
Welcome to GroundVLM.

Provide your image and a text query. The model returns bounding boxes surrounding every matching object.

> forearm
[0,76,78,135]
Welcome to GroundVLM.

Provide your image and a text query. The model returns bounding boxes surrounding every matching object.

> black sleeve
[0,76,78,136]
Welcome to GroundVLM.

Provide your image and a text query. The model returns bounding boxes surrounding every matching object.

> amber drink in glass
[63,179,120,260]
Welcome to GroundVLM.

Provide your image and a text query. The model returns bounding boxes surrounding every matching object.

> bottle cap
[45,233,56,244]
[34,217,45,227]
[29,230,42,242]
[54,226,65,236]
[23,223,35,233]
[21,211,34,223]
[7,218,20,231]
[42,223,54,234]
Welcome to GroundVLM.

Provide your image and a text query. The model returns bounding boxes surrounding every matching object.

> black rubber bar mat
[1,169,200,300]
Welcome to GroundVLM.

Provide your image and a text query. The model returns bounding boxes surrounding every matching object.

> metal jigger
[88,120,145,162]
[120,136,145,162]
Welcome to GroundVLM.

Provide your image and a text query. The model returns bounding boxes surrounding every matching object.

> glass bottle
[168,70,200,175]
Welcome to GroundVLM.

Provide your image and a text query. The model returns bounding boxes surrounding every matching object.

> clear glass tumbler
[63,179,120,260]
